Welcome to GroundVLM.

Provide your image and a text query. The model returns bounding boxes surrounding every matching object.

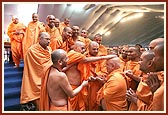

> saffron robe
[7,22,26,65]
[22,21,46,57]
[20,43,52,104]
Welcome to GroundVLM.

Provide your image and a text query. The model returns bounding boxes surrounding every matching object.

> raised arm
[81,55,117,63]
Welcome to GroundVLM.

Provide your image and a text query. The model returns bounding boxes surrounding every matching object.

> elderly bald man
[20,32,52,111]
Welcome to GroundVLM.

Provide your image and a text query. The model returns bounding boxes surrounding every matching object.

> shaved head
[63,27,72,32]
[153,43,164,71]
[89,41,99,48]
[39,32,50,40]
[12,15,18,20]
[55,18,60,22]
[51,49,67,64]
[32,13,38,22]
[94,33,102,45]
[54,18,60,27]
[12,15,19,24]
[139,50,155,73]
[142,50,155,61]
[74,41,85,47]
[106,57,121,73]
[89,41,99,56]
[127,46,141,61]
[107,57,121,66]
[149,38,164,50]
[73,41,86,54]
[39,32,50,49]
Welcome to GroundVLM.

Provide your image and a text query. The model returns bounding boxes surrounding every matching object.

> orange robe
[67,50,86,111]
[136,71,164,111]
[68,36,86,50]
[20,43,52,105]
[7,22,26,65]
[85,53,107,111]
[53,36,72,52]
[48,35,63,51]
[98,44,107,56]
[125,61,143,90]
[80,36,92,52]
[22,21,46,58]
[129,71,164,111]
[59,22,70,34]
[119,55,129,72]
[100,69,128,111]
[98,44,108,74]
[148,84,164,111]
[129,73,152,111]
[45,25,61,51]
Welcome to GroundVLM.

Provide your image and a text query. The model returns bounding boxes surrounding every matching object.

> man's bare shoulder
[49,69,67,80]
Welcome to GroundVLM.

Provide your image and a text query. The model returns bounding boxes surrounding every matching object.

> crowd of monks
[7,13,164,111]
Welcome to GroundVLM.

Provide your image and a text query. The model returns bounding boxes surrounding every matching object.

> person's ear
[148,58,154,67]
[58,60,62,65]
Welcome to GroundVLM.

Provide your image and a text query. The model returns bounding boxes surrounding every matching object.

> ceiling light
[105,31,111,36]
[120,13,144,23]
[155,15,164,19]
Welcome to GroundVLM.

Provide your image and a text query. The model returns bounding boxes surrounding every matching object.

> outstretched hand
[81,80,89,87]
[102,55,117,60]
[88,76,97,82]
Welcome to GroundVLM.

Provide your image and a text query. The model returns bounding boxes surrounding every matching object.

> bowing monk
[66,41,116,111]
[7,15,26,68]
[97,57,128,111]
[22,13,46,58]
[40,49,88,111]
[20,32,51,111]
